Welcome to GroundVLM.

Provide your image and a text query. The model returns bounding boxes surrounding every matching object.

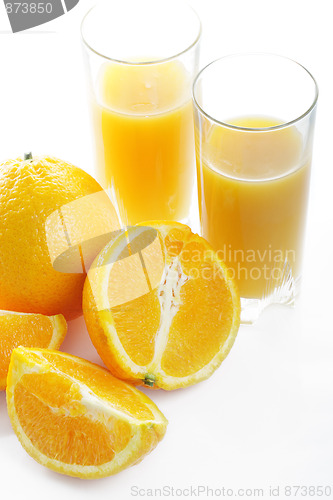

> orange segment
[6,347,167,479]
[14,384,123,465]
[0,311,67,390]
[111,291,161,367]
[37,350,155,420]
[83,221,240,390]
[161,259,235,377]
[164,227,187,257]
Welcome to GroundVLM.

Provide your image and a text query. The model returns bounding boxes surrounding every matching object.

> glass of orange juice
[81,0,201,226]
[193,54,318,324]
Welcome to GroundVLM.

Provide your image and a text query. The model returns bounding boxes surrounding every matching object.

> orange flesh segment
[164,228,186,257]
[14,380,132,466]
[111,290,161,367]
[107,228,164,367]
[34,350,155,420]
[161,256,234,377]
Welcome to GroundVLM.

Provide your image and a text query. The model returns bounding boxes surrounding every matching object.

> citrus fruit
[0,154,120,320]
[6,347,167,479]
[0,311,66,390]
[83,221,240,390]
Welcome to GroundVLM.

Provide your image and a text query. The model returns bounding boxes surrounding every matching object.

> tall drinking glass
[193,54,318,324]
[81,0,201,226]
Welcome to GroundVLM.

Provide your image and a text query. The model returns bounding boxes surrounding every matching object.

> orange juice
[197,117,311,298]
[92,61,195,225]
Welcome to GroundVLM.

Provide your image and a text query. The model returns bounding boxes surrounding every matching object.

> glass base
[240,270,300,325]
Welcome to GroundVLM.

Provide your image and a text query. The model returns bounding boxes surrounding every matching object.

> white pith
[149,256,189,368]
[0,310,35,316]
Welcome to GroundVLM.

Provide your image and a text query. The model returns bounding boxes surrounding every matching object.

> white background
[0,1,332,499]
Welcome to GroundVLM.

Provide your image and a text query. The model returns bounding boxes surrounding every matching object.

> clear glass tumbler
[193,54,318,324]
[81,0,201,226]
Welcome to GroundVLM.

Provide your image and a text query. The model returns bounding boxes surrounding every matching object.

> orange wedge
[6,347,167,479]
[0,311,66,390]
[83,221,240,390]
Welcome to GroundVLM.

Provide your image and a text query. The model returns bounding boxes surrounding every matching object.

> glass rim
[81,0,202,66]
[192,53,319,132]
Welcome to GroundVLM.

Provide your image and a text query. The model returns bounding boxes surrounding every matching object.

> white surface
[0,0,332,498]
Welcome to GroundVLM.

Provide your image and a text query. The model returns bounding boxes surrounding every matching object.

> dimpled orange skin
[0,156,108,320]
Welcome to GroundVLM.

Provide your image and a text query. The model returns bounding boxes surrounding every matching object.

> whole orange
[0,155,119,320]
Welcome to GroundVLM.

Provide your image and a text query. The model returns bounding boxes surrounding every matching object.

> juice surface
[197,116,311,299]
[92,61,195,225]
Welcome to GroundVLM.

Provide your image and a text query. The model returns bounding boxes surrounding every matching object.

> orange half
[83,221,240,390]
